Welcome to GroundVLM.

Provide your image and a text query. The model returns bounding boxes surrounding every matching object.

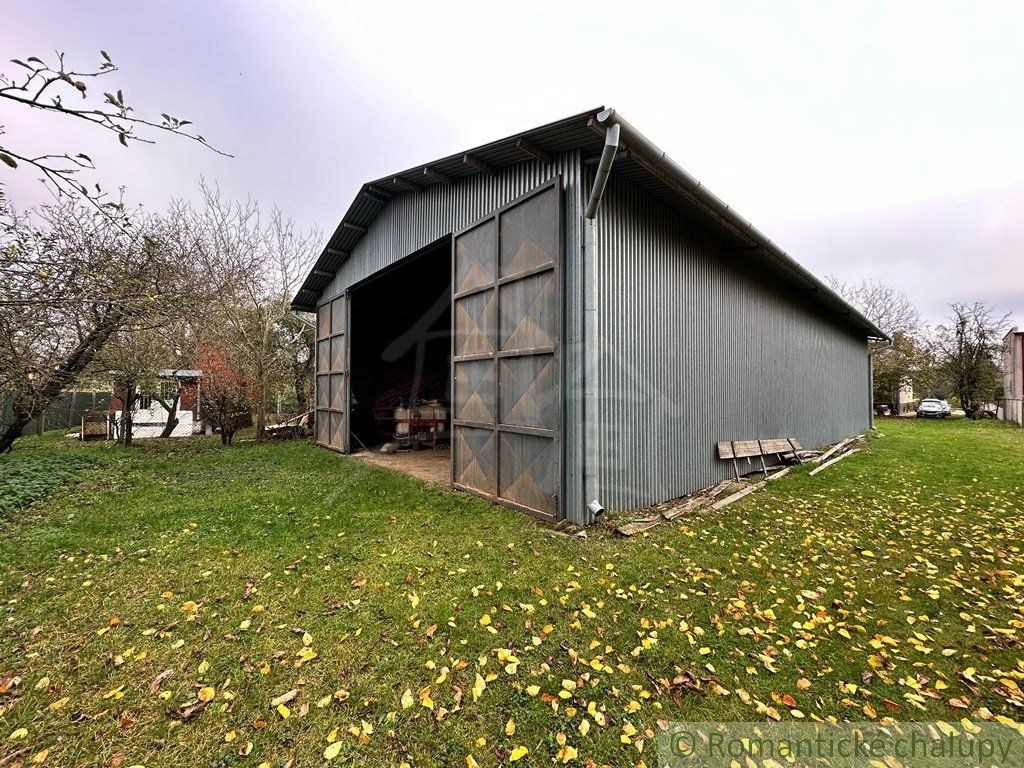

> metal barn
[291,107,887,525]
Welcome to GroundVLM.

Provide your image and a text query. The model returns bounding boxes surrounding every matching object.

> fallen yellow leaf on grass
[556,744,578,762]
[323,740,343,761]
[197,686,215,702]
[509,745,528,761]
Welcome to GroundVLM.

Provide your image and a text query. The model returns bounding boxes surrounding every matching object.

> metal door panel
[317,304,331,339]
[453,426,497,496]
[454,220,497,294]
[499,355,557,429]
[451,179,562,519]
[454,359,496,424]
[453,291,497,357]
[315,291,350,453]
[499,272,557,351]
[317,340,330,373]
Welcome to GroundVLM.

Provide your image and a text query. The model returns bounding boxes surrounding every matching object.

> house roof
[292,107,887,340]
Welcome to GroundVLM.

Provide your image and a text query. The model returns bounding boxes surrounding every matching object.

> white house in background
[896,381,916,415]
[109,369,204,439]
[1001,328,1024,426]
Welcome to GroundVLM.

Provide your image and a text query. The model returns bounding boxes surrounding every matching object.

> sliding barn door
[315,292,349,452]
[451,180,562,519]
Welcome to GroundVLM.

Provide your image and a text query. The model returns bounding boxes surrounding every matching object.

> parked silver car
[916,398,950,418]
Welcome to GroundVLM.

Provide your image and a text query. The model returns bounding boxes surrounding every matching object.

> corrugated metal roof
[292,108,604,311]
[292,107,883,340]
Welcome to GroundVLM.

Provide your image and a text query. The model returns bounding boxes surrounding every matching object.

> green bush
[0,452,95,514]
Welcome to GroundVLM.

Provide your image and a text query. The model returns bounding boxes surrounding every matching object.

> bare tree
[0,199,189,451]
[827,277,933,409]
[933,302,1009,418]
[827,277,922,339]
[187,184,318,442]
[0,49,226,209]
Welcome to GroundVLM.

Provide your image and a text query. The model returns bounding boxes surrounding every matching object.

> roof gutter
[591,108,889,342]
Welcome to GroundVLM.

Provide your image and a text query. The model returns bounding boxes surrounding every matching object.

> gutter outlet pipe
[584,122,620,219]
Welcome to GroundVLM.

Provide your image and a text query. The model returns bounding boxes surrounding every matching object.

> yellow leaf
[34,677,49,691]
[180,601,198,612]
[48,696,69,711]
[401,689,414,709]
[579,718,591,736]
[276,703,291,719]
[510,745,529,761]
[8,728,28,741]
[198,686,215,702]
[505,718,516,736]
[479,614,491,627]
[466,756,480,768]
[32,749,49,764]
[472,673,486,701]
[526,685,540,696]
[323,740,343,761]
[556,744,578,763]
[225,730,237,743]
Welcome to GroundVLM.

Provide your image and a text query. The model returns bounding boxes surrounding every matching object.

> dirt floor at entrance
[352,447,451,486]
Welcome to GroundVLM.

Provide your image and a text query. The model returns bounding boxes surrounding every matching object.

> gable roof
[292,107,887,341]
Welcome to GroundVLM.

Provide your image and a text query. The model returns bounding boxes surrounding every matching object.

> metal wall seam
[594,173,870,511]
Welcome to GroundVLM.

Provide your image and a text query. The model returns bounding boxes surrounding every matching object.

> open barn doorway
[348,236,452,474]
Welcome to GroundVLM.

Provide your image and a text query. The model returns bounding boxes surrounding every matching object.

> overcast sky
[4,1,1023,328]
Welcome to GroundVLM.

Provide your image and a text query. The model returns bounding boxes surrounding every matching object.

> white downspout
[581,122,621,521]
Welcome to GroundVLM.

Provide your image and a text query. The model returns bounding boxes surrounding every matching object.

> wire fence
[1,390,111,435]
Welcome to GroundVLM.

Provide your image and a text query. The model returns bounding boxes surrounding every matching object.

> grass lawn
[1,419,1022,767]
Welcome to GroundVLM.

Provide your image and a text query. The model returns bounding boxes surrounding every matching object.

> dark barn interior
[348,237,452,449]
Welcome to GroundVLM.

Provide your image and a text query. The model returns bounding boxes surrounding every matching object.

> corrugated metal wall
[317,153,587,520]
[593,172,870,510]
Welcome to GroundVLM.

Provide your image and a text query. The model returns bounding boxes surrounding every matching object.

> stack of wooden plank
[716,437,805,480]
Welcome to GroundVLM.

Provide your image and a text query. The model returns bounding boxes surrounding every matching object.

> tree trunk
[157,390,182,439]
[254,366,266,444]
[0,420,28,454]
[122,390,136,447]
[0,308,125,453]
